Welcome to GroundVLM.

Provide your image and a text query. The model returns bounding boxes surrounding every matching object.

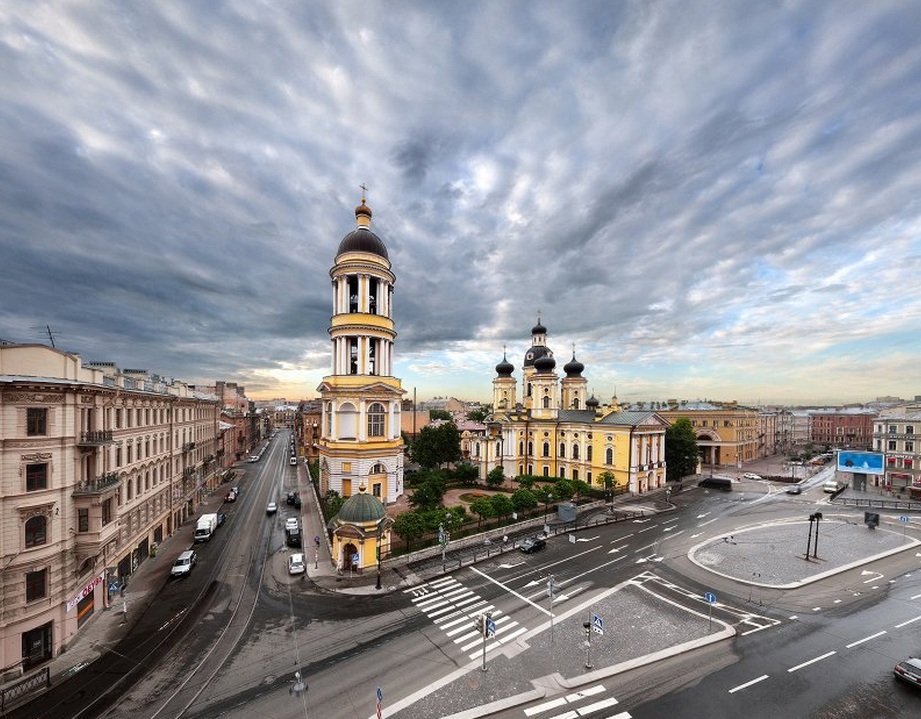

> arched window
[518,441,524,455]
[25,516,47,548]
[527,441,533,456]
[370,463,386,475]
[605,447,613,465]
[573,397,581,409]
[572,444,580,460]
[559,442,566,458]
[367,403,386,437]
[542,442,550,458]
[560,467,566,478]
[587,445,593,461]
[337,403,358,439]
[542,395,551,409]
[573,468,579,481]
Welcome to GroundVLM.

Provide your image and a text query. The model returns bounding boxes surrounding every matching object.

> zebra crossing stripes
[406,577,527,662]
[523,684,630,718]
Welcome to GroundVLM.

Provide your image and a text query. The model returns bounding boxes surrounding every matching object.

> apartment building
[810,407,877,450]
[0,344,220,678]
[657,400,761,470]
[873,405,921,495]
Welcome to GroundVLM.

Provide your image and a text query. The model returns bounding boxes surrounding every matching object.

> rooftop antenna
[31,324,59,348]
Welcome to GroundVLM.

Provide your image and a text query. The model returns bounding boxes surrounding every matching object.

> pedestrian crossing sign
[591,613,603,635]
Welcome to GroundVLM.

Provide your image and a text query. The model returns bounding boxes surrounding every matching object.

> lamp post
[811,511,823,558]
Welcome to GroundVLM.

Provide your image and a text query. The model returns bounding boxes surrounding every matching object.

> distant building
[809,407,876,449]
[657,400,761,470]
[873,404,921,494]
[0,344,220,675]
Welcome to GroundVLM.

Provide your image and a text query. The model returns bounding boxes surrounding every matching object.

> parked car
[170,550,197,578]
[285,517,299,532]
[247,455,259,463]
[288,553,306,575]
[743,472,762,480]
[894,657,921,687]
[217,512,227,526]
[786,485,802,495]
[286,528,302,547]
[286,491,299,505]
[823,479,843,493]
[266,502,278,515]
[225,490,237,503]
[519,537,546,554]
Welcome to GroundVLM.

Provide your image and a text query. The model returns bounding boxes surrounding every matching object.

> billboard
[837,451,885,474]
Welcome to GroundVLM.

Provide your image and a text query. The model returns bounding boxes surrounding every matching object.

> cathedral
[476,320,669,494]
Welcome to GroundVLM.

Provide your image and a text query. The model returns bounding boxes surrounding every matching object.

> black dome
[586,395,599,408]
[337,228,389,259]
[523,346,552,368]
[531,320,547,335]
[534,354,556,373]
[495,353,514,377]
[563,353,584,377]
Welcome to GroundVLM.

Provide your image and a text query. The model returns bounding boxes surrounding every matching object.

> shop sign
[67,575,102,612]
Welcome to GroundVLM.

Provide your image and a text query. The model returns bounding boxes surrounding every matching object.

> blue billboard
[837,451,885,474]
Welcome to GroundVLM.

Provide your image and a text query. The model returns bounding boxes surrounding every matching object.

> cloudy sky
[2,1,920,406]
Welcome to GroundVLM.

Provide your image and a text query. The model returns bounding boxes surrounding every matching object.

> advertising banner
[837,451,884,474]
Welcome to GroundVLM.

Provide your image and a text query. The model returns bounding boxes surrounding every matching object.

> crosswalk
[406,576,529,661]
[523,684,631,719]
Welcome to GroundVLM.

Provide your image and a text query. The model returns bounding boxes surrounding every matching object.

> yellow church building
[475,320,668,495]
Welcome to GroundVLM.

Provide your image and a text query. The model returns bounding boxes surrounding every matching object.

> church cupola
[493,348,517,410]
[561,347,588,410]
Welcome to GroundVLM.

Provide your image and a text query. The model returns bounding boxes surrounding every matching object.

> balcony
[183,467,197,478]
[182,442,197,452]
[73,472,122,496]
[74,521,120,558]
[77,430,115,447]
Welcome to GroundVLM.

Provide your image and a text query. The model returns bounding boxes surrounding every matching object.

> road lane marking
[471,566,552,615]
[637,525,658,533]
[895,614,921,628]
[845,630,886,648]
[728,674,769,693]
[788,651,836,672]
[698,518,718,527]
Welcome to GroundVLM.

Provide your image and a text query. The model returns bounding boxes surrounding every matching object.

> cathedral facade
[475,320,668,495]
[317,196,405,505]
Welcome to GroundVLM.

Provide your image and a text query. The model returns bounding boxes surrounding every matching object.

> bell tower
[317,191,404,504]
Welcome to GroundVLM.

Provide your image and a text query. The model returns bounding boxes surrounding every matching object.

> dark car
[286,491,299,505]
[786,485,803,495]
[286,528,302,547]
[894,657,921,687]
[217,512,227,526]
[519,537,546,554]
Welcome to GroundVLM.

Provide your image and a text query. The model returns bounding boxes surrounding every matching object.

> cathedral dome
[336,195,389,259]
[564,352,584,377]
[531,319,547,335]
[534,353,556,373]
[586,395,600,409]
[495,352,514,377]
[336,488,387,524]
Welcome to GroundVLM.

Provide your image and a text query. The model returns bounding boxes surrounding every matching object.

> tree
[552,478,575,501]
[516,474,536,490]
[490,494,513,526]
[466,405,491,423]
[469,496,494,529]
[411,422,462,469]
[486,465,505,488]
[665,417,699,482]
[429,409,452,421]
[570,479,591,501]
[408,474,446,510]
[325,489,344,518]
[392,511,427,551]
[511,487,538,514]
[453,462,479,486]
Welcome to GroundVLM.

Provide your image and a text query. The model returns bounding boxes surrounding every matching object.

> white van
[289,456,297,466]
[823,479,842,493]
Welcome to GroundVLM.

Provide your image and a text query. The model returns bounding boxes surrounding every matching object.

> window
[542,395,551,409]
[527,441,533,456]
[587,446,593,461]
[367,403,385,437]
[27,408,47,436]
[372,483,382,497]
[26,464,48,491]
[25,516,47,548]
[542,442,550,458]
[572,469,579,481]
[77,508,89,532]
[907,441,914,453]
[605,448,613,465]
[102,498,113,526]
[572,444,580,460]
[888,440,897,451]
[26,569,47,602]
[559,443,566,458]
[908,426,915,435]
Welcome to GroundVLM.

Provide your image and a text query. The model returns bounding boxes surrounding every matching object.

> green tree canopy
[453,462,479,486]
[410,422,463,469]
[466,405,491,423]
[408,473,447,510]
[490,494,514,525]
[665,417,699,482]
[392,511,427,551]
[486,465,505,488]
[469,496,494,528]
[428,409,452,421]
[511,487,538,513]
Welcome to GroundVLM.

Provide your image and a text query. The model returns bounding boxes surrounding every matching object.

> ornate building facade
[475,320,668,494]
[0,344,220,677]
[317,196,405,505]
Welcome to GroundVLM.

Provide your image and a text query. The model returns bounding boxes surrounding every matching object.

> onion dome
[336,485,387,524]
[534,353,556,373]
[336,194,389,259]
[531,318,547,335]
[563,351,584,377]
[586,395,600,409]
[495,351,514,377]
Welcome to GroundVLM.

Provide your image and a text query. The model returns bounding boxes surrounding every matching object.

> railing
[183,467,196,478]
[77,430,114,446]
[1,666,50,711]
[73,472,121,495]
[835,495,921,512]
[182,442,196,452]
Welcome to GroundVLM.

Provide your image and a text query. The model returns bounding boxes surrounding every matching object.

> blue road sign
[352,553,360,565]
[899,516,910,524]
[704,591,717,604]
[108,582,119,594]
[485,617,497,637]
[592,613,604,635]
